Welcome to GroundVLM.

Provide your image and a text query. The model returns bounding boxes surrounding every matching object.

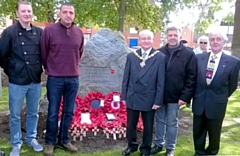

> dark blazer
[192,52,240,119]
[122,48,165,111]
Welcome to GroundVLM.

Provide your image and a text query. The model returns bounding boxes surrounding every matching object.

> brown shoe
[44,145,54,156]
[57,142,78,153]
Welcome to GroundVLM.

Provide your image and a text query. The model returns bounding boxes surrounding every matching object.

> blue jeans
[45,76,79,145]
[154,103,179,150]
[9,82,41,145]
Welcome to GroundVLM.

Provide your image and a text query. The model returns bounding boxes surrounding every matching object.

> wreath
[84,92,105,115]
[103,92,126,116]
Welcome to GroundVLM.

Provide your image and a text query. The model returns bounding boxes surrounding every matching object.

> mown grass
[0,87,46,111]
[0,87,8,111]
[0,89,239,155]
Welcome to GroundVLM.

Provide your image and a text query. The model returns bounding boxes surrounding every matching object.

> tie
[142,52,147,58]
[206,54,217,85]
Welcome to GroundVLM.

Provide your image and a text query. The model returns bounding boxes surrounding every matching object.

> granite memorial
[79,28,130,97]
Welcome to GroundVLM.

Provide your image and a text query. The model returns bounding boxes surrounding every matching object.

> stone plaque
[80,67,115,86]
[79,66,123,97]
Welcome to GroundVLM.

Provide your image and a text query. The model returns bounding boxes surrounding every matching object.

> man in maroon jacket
[41,2,84,156]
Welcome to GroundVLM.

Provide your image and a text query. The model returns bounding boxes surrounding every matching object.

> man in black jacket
[150,26,197,156]
[0,1,43,156]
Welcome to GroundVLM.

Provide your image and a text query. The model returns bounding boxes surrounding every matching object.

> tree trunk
[231,0,240,59]
[118,0,126,32]
[47,1,55,23]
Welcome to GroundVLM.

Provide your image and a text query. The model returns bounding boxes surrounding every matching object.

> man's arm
[121,54,131,102]
[153,54,165,107]
[228,59,240,97]
[0,29,12,73]
[79,31,84,60]
[180,52,197,103]
[40,27,50,69]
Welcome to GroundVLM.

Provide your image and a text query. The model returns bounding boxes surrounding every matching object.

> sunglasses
[200,42,207,44]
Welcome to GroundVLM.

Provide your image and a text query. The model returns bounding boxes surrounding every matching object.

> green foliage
[0,0,193,33]
[222,12,234,23]
[192,0,237,35]
[0,0,237,35]
[73,0,163,32]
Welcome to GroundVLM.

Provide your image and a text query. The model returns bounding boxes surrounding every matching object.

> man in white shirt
[192,30,240,156]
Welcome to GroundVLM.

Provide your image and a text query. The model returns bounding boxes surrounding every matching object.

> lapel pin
[223,65,226,68]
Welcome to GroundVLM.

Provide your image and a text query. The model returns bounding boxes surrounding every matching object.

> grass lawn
[0,88,239,155]
[0,87,46,111]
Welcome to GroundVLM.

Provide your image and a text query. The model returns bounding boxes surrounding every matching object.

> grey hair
[197,35,209,44]
[166,26,181,34]
[139,30,154,39]
[208,30,228,42]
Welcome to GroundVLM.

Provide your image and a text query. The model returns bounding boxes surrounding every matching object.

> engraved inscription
[80,66,115,86]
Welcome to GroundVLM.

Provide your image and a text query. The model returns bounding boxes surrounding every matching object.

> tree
[231,0,240,59]
[0,0,232,34]
[74,0,163,32]
[0,0,193,33]
[192,0,227,34]
[0,0,60,23]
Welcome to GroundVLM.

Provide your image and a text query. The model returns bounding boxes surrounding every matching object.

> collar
[209,51,223,59]
[17,21,32,31]
[141,48,152,55]
[58,20,75,29]
[166,42,182,51]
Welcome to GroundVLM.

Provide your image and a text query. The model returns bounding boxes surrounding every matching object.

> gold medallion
[131,50,160,68]
[140,61,145,67]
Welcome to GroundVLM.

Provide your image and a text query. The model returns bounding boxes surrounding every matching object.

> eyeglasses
[200,42,207,44]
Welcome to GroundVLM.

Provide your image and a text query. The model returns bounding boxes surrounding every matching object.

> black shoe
[166,149,174,156]
[122,147,137,156]
[186,103,192,108]
[150,145,163,155]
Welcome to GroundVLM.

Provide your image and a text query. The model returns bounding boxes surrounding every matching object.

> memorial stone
[79,28,131,97]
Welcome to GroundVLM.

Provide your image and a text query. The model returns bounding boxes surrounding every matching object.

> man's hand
[122,100,126,105]
[152,104,160,110]
[178,99,186,106]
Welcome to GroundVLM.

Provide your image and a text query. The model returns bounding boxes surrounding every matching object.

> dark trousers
[45,76,79,145]
[127,108,155,155]
[193,113,223,155]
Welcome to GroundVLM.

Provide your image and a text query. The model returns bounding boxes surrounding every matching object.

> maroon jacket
[41,21,84,77]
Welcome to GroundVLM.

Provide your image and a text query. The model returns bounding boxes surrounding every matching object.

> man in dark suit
[121,30,165,156]
[192,30,240,155]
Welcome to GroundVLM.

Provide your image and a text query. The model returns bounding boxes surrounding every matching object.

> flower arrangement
[58,91,144,141]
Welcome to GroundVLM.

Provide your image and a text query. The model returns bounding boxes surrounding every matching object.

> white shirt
[141,48,152,58]
[208,51,223,79]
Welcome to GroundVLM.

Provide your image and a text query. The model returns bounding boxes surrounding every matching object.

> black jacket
[0,22,43,85]
[159,43,197,103]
